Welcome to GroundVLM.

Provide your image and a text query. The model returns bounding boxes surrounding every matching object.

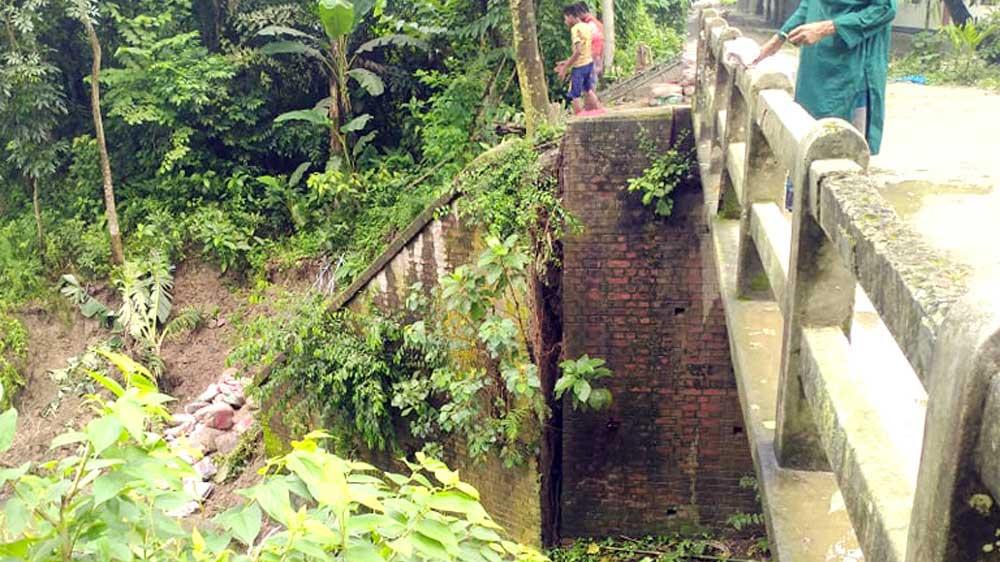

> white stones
[194,457,218,481]
[197,383,220,403]
[189,425,225,454]
[195,403,235,430]
[184,401,211,415]
[215,432,240,456]
[167,367,256,518]
[216,392,245,409]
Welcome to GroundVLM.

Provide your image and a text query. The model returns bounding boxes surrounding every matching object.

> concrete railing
[695,9,1000,562]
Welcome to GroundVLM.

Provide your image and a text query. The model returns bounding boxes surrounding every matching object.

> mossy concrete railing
[695,9,1000,562]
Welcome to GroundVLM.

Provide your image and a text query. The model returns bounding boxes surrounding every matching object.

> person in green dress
[752,0,896,207]
[753,0,896,153]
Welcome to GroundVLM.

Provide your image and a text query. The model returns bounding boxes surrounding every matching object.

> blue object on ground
[894,74,928,85]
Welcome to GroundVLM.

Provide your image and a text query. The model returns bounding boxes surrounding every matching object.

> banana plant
[258,0,429,171]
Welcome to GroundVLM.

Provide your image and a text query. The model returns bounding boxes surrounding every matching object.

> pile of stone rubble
[165,368,257,516]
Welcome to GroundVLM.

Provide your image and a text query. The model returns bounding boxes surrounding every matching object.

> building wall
[559,107,758,537]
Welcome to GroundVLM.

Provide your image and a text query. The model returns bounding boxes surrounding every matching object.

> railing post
[706,26,741,146]
[907,286,1000,562]
[774,119,868,470]
[697,14,726,139]
[714,39,758,219]
[733,69,792,298]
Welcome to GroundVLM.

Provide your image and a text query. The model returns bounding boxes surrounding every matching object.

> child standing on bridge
[556,4,603,115]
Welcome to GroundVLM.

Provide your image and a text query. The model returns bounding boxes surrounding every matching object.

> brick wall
[559,107,757,537]
[343,200,544,546]
[261,193,544,546]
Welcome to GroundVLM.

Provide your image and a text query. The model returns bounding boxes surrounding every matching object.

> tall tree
[0,0,68,259]
[509,0,551,138]
[258,0,428,170]
[601,0,615,71]
[71,0,125,265]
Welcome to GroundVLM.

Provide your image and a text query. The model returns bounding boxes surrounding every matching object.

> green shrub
[186,205,257,273]
[0,352,547,562]
[0,215,44,303]
[233,293,439,456]
[0,309,28,409]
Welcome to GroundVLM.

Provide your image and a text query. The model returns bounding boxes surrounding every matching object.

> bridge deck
[690,6,1000,561]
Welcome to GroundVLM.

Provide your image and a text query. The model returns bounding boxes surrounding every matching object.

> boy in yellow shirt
[555,4,603,114]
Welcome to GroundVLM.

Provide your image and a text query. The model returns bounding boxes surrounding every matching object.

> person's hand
[556,63,569,81]
[787,20,836,46]
[751,34,784,66]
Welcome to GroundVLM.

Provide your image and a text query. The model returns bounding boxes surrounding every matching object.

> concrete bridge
[694,9,1000,562]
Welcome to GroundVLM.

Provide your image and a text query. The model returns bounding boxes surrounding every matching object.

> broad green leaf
[256,25,315,40]
[216,503,262,546]
[455,481,480,500]
[342,544,384,562]
[427,490,478,514]
[341,113,373,133]
[291,538,334,561]
[0,537,30,558]
[470,526,503,543]
[573,379,592,404]
[553,375,575,398]
[259,40,323,60]
[2,497,27,536]
[289,161,311,188]
[252,480,293,525]
[275,108,331,127]
[302,519,340,546]
[0,462,30,487]
[114,397,146,442]
[415,518,458,550]
[50,431,87,449]
[86,415,122,453]
[93,472,129,506]
[349,482,384,511]
[354,34,429,54]
[88,371,125,398]
[411,530,451,560]
[318,0,354,40]
[347,68,384,96]
[588,388,613,410]
[0,409,17,453]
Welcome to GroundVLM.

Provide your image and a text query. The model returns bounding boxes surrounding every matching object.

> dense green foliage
[0,352,547,561]
[892,17,1000,90]
[0,309,27,410]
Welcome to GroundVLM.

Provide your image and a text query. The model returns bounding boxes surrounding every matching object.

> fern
[159,307,204,344]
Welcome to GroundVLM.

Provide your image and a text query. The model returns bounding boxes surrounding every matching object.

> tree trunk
[601,0,616,71]
[31,177,44,259]
[509,0,552,138]
[328,73,345,157]
[81,14,124,265]
[941,0,972,25]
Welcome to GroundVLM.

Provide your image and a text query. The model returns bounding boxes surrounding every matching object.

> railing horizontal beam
[726,142,746,207]
[756,90,813,175]
[749,203,790,305]
[801,327,917,562]
[809,160,970,386]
